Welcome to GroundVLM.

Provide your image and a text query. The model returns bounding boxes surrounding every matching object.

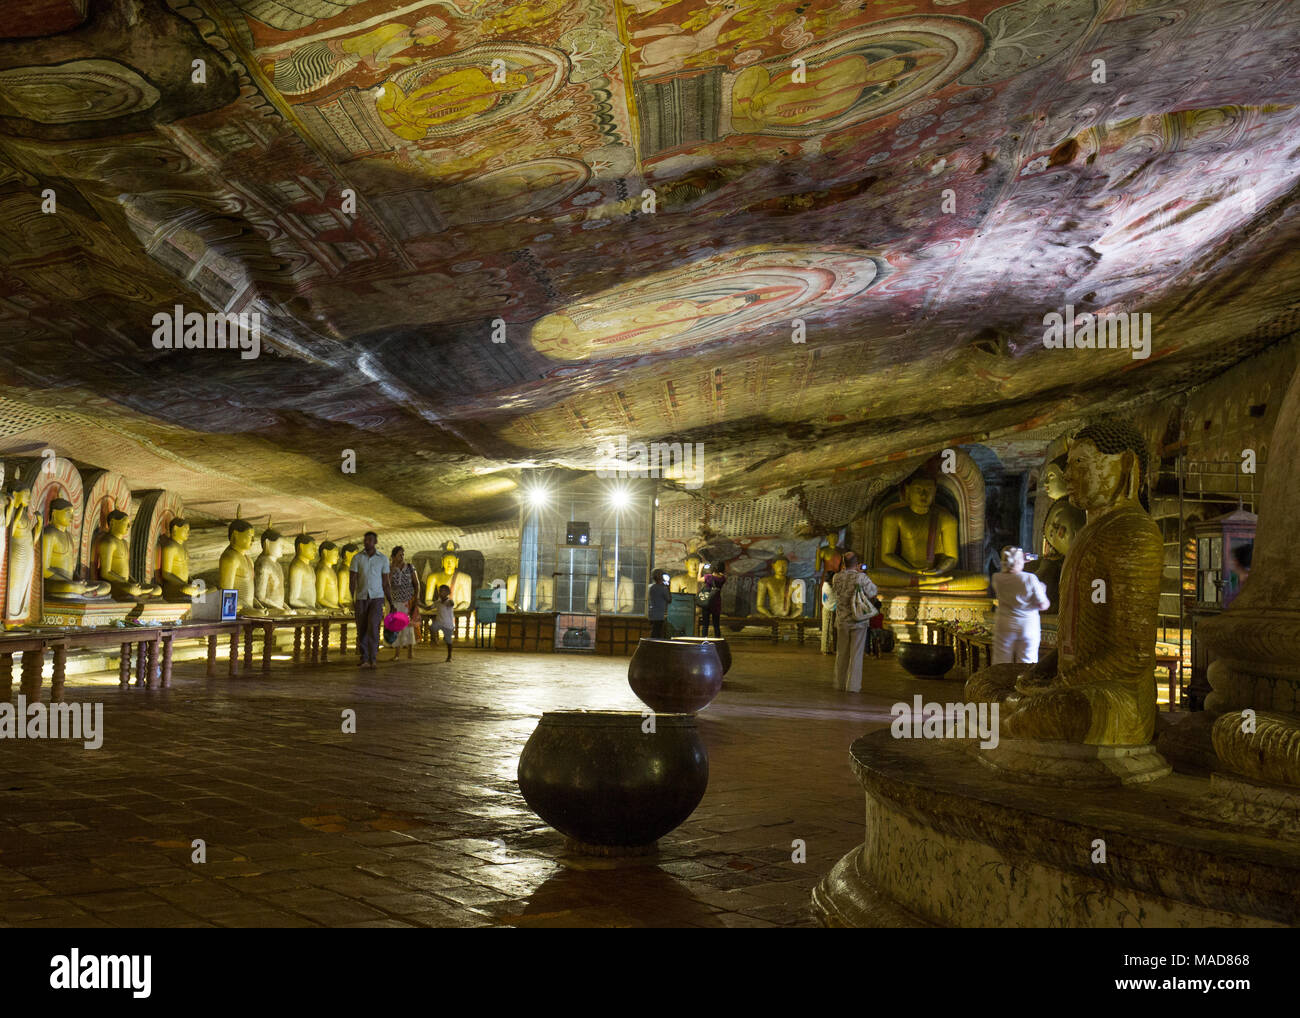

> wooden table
[242,614,350,673]
[722,615,814,643]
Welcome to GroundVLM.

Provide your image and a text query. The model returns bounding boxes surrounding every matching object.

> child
[867,595,886,658]
[434,583,455,662]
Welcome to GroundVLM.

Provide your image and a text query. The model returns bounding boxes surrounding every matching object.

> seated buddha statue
[336,544,358,609]
[158,517,204,601]
[967,421,1163,746]
[756,551,804,618]
[218,519,257,612]
[867,464,989,592]
[669,553,702,596]
[43,498,111,598]
[5,488,41,629]
[287,534,319,610]
[587,558,634,613]
[815,533,843,576]
[424,541,473,610]
[94,509,162,601]
[1026,499,1087,613]
[253,527,289,615]
[315,542,343,611]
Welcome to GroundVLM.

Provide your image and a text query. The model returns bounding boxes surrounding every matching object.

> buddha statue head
[1042,500,1086,558]
[1041,454,1069,501]
[319,541,339,567]
[106,509,130,538]
[771,553,789,580]
[441,550,459,575]
[260,527,283,558]
[169,518,190,544]
[294,533,318,562]
[901,468,939,516]
[227,518,255,553]
[340,543,358,568]
[49,497,75,530]
[684,552,701,576]
[1065,420,1148,514]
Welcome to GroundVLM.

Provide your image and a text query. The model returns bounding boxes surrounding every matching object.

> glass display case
[1192,509,1257,610]
[516,474,657,616]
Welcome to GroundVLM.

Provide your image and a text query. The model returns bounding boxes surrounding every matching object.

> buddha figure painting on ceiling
[868,462,988,593]
[94,509,162,601]
[43,498,111,599]
[967,421,1164,747]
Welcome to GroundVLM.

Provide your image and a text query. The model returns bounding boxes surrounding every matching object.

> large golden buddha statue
[424,540,473,611]
[756,551,804,619]
[315,541,343,612]
[253,527,289,615]
[158,518,204,601]
[218,518,257,612]
[868,464,989,592]
[967,421,1164,748]
[4,487,40,629]
[43,498,111,598]
[669,552,702,596]
[336,543,358,609]
[94,509,162,601]
[287,534,319,610]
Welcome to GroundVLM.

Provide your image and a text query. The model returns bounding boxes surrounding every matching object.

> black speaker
[565,521,590,546]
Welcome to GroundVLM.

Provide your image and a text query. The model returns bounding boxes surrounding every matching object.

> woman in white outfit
[991,546,1050,664]
[831,551,878,692]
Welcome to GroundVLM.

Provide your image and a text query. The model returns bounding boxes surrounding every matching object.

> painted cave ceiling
[2,0,1300,540]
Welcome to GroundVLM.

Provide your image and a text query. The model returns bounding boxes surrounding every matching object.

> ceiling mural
[1,0,1300,536]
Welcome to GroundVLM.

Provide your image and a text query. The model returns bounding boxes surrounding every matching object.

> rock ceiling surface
[2,0,1300,537]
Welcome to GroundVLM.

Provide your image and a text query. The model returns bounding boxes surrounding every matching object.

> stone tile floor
[0,640,955,927]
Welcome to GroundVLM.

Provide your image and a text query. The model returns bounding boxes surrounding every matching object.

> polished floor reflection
[0,641,940,927]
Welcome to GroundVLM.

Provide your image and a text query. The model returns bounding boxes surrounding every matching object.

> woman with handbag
[831,551,878,692]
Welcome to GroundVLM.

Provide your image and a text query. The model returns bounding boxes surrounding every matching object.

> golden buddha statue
[967,422,1164,747]
[868,465,989,592]
[253,527,289,615]
[588,558,634,613]
[43,498,111,598]
[158,517,204,601]
[423,540,473,611]
[815,534,842,575]
[315,541,343,612]
[1026,500,1087,613]
[337,543,358,609]
[218,518,257,612]
[4,487,40,628]
[94,509,162,601]
[669,553,702,595]
[287,534,319,610]
[756,551,804,619]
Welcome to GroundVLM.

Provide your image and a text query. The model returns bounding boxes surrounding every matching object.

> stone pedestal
[41,598,133,628]
[975,737,1171,788]
[878,591,993,644]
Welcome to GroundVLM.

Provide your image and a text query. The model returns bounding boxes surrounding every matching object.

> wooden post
[120,642,132,688]
[135,642,148,687]
[322,621,331,663]
[0,652,12,699]
[206,634,218,677]
[145,639,158,689]
[340,622,348,657]
[52,644,67,703]
[293,626,302,662]
[161,635,174,688]
[20,648,43,701]
[262,622,274,674]
[244,624,254,672]
[228,630,239,677]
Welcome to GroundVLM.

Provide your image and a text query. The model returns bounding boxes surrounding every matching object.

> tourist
[700,561,725,637]
[866,595,886,659]
[648,569,671,637]
[386,546,419,661]
[991,546,1050,665]
[350,531,391,669]
[433,583,455,662]
[832,552,878,692]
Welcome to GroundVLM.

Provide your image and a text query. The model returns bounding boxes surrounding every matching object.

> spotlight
[608,486,631,510]
[526,487,549,508]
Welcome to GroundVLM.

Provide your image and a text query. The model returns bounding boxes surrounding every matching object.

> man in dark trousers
[349,531,392,669]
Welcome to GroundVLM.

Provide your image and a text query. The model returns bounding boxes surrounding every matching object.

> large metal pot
[670,636,732,675]
[896,641,955,678]
[517,710,709,853]
[628,637,724,713]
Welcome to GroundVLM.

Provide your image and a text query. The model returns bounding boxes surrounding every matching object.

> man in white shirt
[349,531,392,669]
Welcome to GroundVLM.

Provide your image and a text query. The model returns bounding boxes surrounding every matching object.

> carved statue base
[130,601,192,625]
[1182,773,1300,843]
[879,591,993,644]
[42,599,134,628]
[971,737,1171,788]
[812,730,1299,927]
